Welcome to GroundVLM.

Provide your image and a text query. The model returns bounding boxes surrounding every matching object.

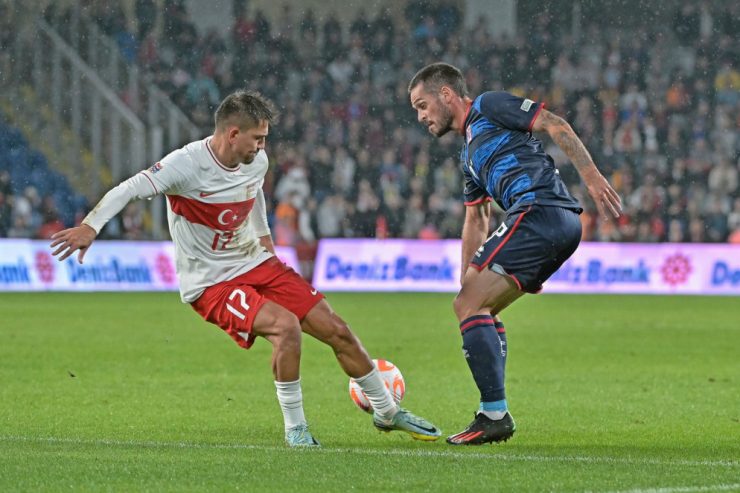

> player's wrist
[80,222,99,237]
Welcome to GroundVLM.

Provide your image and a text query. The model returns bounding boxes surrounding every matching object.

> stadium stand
[0,117,89,239]
[1,0,738,245]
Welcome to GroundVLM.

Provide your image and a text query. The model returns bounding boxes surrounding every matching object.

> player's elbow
[545,115,574,139]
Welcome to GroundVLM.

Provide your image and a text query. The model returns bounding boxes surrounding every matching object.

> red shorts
[190,257,324,349]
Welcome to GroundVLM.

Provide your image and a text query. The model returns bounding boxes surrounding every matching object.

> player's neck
[453,97,473,135]
[208,134,240,168]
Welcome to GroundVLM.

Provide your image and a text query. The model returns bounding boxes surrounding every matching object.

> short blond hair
[214,90,276,130]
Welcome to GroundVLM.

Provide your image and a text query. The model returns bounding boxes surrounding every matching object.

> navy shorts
[470,205,582,293]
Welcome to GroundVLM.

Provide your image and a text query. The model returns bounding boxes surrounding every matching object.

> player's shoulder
[475,90,518,108]
[161,138,207,168]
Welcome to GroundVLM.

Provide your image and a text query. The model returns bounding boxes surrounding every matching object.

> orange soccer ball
[348,359,406,413]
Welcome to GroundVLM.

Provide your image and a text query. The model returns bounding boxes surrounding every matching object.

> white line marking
[0,435,737,469]
[600,484,740,493]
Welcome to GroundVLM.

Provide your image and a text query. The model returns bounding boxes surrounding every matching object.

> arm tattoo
[543,113,595,176]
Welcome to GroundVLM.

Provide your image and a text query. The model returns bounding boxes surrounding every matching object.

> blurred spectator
[727,198,740,243]
[0,190,10,237]
[273,190,301,246]
[135,0,157,41]
[317,194,348,237]
[0,4,13,79]
[121,202,147,240]
[353,179,380,238]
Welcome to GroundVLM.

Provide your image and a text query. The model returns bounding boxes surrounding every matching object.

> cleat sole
[409,432,442,441]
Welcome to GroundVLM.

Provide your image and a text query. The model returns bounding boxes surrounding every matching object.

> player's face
[233,120,269,164]
[410,85,454,137]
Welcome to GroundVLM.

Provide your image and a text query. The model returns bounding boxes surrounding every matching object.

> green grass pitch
[0,292,738,492]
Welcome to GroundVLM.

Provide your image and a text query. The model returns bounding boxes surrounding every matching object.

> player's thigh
[471,206,581,294]
[258,257,325,321]
[251,300,302,348]
[191,282,268,350]
[301,298,358,346]
[455,267,524,320]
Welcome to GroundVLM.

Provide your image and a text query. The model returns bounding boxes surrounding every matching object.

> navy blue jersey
[460,91,582,213]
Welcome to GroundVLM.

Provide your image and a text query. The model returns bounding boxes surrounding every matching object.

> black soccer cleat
[446,412,516,445]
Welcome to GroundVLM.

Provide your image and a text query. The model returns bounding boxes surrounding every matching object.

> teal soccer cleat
[285,423,321,447]
[373,408,442,441]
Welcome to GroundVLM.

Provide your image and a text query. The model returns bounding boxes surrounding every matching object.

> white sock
[354,368,399,420]
[480,410,507,421]
[275,379,306,431]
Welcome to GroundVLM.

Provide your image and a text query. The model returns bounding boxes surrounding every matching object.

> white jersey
[82,137,273,303]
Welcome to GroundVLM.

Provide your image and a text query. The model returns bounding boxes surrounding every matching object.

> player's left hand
[50,224,97,263]
[585,172,622,220]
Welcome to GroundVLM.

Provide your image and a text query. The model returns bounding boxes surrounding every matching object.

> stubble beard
[432,105,454,137]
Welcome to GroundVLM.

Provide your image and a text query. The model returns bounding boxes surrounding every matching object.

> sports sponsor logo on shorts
[148,162,163,173]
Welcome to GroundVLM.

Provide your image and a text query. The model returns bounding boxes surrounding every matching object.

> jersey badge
[148,162,163,174]
[520,99,534,112]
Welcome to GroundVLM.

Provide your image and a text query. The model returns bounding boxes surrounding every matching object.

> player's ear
[228,126,240,142]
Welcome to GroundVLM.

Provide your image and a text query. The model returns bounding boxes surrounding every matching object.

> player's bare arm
[50,223,97,263]
[259,235,276,254]
[460,201,490,284]
[532,109,622,220]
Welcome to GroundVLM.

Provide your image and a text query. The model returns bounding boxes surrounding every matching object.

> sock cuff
[480,399,508,412]
[459,315,494,333]
[275,379,301,390]
[352,367,378,384]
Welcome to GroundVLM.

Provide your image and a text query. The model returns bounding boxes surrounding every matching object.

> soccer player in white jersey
[50,90,441,447]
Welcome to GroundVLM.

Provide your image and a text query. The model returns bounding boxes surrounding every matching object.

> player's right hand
[50,224,97,263]
[585,172,622,220]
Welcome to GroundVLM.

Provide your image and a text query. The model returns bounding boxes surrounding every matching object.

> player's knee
[453,294,485,322]
[326,319,360,351]
[452,294,470,320]
[271,312,302,352]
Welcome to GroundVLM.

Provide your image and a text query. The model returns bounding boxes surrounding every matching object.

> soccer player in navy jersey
[408,62,622,445]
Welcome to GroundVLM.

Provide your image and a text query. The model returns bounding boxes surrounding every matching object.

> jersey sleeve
[140,152,198,195]
[475,91,545,132]
[250,185,271,238]
[82,172,159,233]
[82,152,198,233]
[462,166,491,206]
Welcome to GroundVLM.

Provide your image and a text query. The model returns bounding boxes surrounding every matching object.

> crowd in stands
[0,120,88,239]
[1,0,738,246]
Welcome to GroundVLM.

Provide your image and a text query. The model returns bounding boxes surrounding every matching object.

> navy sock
[494,318,507,368]
[459,315,506,403]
